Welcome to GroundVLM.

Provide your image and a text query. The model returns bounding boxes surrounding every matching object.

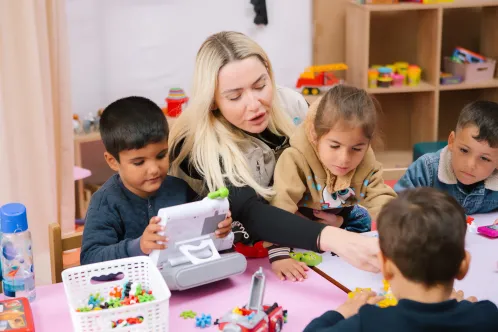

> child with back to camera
[269,85,396,281]
[304,187,498,332]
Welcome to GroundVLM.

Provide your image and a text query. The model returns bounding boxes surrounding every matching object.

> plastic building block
[207,187,229,199]
[290,251,322,266]
[180,310,197,319]
[195,314,212,328]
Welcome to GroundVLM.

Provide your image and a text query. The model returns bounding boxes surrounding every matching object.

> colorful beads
[76,281,155,312]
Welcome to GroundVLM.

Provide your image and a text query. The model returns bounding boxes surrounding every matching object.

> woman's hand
[319,227,380,273]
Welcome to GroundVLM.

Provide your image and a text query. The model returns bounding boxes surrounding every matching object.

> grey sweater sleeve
[80,203,144,265]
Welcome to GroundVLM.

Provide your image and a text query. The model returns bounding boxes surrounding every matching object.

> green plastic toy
[207,187,229,199]
[290,251,322,267]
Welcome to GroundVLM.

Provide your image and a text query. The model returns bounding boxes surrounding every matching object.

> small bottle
[0,203,36,302]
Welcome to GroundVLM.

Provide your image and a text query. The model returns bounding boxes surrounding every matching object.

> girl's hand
[319,227,380,273]
[493,219,498,225]
[271,258,310,282]
[313,210,344,227]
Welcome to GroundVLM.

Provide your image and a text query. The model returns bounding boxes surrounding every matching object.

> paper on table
[309,216,498,304]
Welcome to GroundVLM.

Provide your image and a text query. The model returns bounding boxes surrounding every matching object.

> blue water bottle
[0,203,36,302]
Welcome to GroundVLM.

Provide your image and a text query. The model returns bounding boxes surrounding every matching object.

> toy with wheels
[216,267,286,332]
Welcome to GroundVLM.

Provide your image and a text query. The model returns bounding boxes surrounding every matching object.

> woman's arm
[229,185,325,251]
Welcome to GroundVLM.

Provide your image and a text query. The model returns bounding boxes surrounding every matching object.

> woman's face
[214,56,273,134]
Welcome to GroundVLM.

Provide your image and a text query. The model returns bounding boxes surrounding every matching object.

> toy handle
[178,239,221,265]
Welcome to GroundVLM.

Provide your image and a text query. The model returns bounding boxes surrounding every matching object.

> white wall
[66,0,312,118]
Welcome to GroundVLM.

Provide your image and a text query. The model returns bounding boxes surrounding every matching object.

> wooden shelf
[341,0,498,156]
[367,81,435,94]
[439,78,498,91]
[353,0,498,12]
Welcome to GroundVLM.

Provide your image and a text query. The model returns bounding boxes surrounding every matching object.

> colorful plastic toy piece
[290,251,322,267]
[207,187,229,199]
[196,314,212,328]
[235,241,269,258]
[180,310,197,319]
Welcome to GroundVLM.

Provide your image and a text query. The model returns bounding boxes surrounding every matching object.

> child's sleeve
[304,311,361,331]
[80,200,143,265]
[271,148,308,213]
[394,156,433,193]
[360,167,397,219]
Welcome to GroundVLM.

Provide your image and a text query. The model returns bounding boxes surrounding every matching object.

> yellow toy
[347,280,398,308]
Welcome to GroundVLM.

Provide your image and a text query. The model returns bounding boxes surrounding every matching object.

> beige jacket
[271,97,396,220]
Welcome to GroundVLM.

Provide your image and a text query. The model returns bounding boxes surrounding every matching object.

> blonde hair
[169,31,294,199]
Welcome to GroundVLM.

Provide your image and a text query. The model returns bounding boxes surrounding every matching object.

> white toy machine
[149,188,247,290]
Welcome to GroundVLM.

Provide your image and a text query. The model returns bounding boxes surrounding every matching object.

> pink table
[27,258,346,331]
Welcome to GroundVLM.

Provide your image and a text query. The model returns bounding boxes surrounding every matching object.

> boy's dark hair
[377,187,467,287]
[456,100,498,148]
[315,84,378,141]
[100,96,168,161]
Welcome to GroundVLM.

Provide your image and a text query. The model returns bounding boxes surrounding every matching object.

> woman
[169,31,380,275]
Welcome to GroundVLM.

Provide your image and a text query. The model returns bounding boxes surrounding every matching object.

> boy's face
[104,139,169,198]
[448,125,498,185]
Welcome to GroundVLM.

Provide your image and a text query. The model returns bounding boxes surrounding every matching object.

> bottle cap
[0,203,28,233]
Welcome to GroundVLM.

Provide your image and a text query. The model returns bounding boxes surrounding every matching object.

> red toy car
[216,267,286,332]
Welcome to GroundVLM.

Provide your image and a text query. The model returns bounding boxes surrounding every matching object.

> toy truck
[216,267,286,332]
[295,63,348,95]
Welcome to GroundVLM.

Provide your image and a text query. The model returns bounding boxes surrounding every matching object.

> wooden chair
[48,223,83,283]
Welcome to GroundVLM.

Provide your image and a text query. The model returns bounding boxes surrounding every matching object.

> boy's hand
[336,290,384,319]
[493,218,498,225]
[314,210,344,228]
[140,216,167,255]
[215,211,232,238]
[271,258,309,282]
[450,289,477,303]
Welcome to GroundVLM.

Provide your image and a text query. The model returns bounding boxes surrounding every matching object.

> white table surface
[311,213,498,304]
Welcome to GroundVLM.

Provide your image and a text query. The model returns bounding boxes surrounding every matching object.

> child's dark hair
[314,84,377,140]
[457,100,498,148]
[377,187,467,287]
[99,96,168,162]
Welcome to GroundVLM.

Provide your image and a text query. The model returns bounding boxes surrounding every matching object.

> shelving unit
[344,0,498,174]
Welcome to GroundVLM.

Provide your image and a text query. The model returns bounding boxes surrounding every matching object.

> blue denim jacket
[394,147,498,215]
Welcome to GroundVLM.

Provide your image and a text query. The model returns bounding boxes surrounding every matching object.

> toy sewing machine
[149,188,247,291]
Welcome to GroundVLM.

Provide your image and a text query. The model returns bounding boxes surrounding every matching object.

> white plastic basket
[62,256,171,332]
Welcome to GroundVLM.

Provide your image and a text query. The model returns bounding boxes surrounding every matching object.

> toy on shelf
[295,63,348,96]
[401,0,454,3]
[348,279,398,308]
[163,88,189,118]
[368,62,421,89]
[215,267,287,332]
[290,251,322,267]
[149,187,247,291]
[357,0,399,4]
[444,47,496,84]
[440,72,463,85]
